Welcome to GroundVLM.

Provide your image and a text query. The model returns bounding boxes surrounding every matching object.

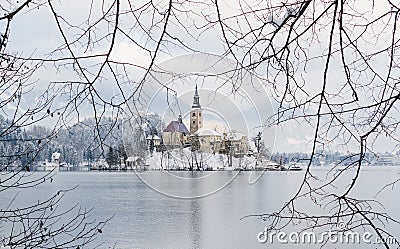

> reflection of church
[162,86,249,156]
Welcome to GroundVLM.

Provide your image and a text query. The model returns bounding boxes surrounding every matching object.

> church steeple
[190,85,202,133]
[192,84,201,108]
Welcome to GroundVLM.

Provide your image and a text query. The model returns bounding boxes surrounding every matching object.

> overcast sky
[2,0,399,153]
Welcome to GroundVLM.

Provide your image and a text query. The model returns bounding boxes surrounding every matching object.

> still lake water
[2,167,400,248]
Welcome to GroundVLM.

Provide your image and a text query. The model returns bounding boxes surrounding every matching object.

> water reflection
[189,195,202,247]
[0,169,399,248]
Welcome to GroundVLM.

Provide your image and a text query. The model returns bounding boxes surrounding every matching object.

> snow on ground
[146,148,257,170]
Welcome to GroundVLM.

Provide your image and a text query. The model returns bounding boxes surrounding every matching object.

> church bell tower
[190,85,202,133]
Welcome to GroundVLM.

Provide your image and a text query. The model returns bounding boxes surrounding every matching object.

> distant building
[190,85,203,133]
[35,152,61,171]
[373,153,399,166]
[161,85,250,155]
[146,134,161,146]
[194,127,222,153]
[162,115,189,147]
[230,131,249,155]
[52,152,61,164]
[219,131,249,156]
[146,134,162,152]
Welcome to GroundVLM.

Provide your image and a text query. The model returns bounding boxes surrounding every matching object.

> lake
[1,167,400,248]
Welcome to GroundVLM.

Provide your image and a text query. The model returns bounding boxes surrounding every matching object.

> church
[162,85,202,148]
[162,85,249,155]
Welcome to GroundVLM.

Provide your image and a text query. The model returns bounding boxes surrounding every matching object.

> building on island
[145,134,162,152]
[145,134,161,146]
[162,115,189,147]
[161,85,250,156]
[194,127,222,154]
[225,131,249,156]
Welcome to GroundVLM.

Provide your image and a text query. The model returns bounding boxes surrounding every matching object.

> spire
[192,84,201,108]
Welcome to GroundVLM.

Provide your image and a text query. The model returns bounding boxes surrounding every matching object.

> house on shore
[145,134,162,152]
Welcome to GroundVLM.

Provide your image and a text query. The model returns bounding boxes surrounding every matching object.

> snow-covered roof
[146,135,161,140]
[195,128,222,137]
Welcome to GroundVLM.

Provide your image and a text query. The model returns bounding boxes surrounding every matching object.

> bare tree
[2,0,400,248]
[213,1,400,248]
[0,1,116,248]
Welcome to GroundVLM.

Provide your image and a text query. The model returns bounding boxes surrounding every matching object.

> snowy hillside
[146,148,257,170]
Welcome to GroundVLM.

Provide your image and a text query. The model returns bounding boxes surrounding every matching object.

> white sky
[1,0,399,153]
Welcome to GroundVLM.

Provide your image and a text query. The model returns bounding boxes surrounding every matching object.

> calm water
[1,167,400,248]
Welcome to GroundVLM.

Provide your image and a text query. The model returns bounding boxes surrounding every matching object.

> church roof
[192,85,201,108]
[163,121,189,133]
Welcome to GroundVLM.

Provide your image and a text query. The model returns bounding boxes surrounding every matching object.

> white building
[146,134,161,146]
[220,131,249,156]
[194,127,222,153]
